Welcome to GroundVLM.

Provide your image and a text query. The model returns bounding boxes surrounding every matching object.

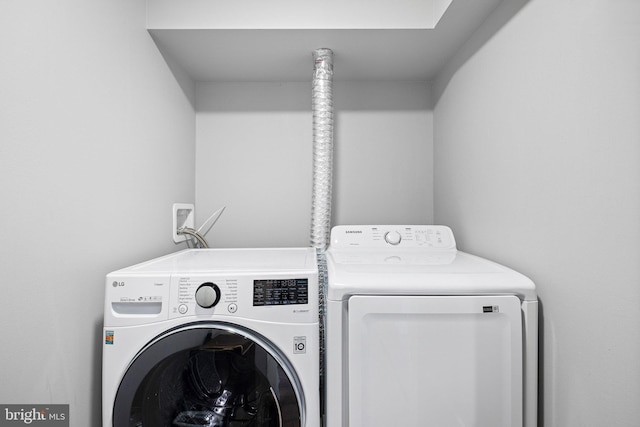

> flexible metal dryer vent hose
[310,48,334,251]
[310,48,333,412]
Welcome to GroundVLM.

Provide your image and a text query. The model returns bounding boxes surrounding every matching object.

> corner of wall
[432,0,530,106]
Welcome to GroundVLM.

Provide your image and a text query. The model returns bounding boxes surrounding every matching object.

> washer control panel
[172,276,240,317]
[105,248,318,327]
[168,274,317,323]
[330,225,456,250]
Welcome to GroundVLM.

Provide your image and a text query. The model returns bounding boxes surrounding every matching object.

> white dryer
[103,248,320,427]
[325,225,538,427]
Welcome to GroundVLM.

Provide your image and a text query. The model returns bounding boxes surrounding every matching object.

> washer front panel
[104,248,320,427]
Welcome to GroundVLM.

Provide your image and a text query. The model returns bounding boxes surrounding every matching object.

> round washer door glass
[113,323,304,427]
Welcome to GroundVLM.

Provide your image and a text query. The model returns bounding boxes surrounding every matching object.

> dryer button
[178,304,188,314]
[228,303,238,313]
[384,231,402,245]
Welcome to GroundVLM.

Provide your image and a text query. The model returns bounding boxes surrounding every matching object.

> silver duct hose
[310,48,333,420]
[310,48,334,251]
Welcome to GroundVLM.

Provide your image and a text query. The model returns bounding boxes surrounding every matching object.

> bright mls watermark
[0,405,68,426]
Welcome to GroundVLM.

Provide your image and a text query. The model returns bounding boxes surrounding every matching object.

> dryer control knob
[384,231,402,245]
[195,283,221,308]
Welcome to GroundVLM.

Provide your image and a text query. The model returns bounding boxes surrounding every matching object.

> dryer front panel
[112,322,304,427]
[347,295,523,427]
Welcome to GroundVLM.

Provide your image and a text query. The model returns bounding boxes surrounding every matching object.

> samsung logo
[345,230,363,234]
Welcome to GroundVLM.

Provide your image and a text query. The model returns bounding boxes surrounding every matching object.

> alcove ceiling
[147,0,508,82]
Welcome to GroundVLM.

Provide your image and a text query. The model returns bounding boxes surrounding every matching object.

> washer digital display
[253,279,309,306]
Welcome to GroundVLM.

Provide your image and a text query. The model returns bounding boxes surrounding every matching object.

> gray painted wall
[195,81,434,247]
[434,0,640,425]
[0,1,195,425]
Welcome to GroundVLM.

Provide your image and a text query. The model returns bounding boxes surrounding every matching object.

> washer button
[178,304,188,314]
[195,283,221,308]
[228,303,238,313]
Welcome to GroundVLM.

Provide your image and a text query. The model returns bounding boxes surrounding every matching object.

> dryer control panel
[330,225,456,250]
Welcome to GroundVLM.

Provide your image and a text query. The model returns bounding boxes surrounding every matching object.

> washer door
[112,322,304,427]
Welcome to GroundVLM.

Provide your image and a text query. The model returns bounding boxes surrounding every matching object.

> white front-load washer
[103,248,319,427]
[325,225,538,427]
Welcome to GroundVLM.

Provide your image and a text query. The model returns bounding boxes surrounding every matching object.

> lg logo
[112,281,125,287]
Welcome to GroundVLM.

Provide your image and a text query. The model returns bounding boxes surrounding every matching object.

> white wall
[196,81,433,248]
[433,0,640,425]
[0,1,195,425]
